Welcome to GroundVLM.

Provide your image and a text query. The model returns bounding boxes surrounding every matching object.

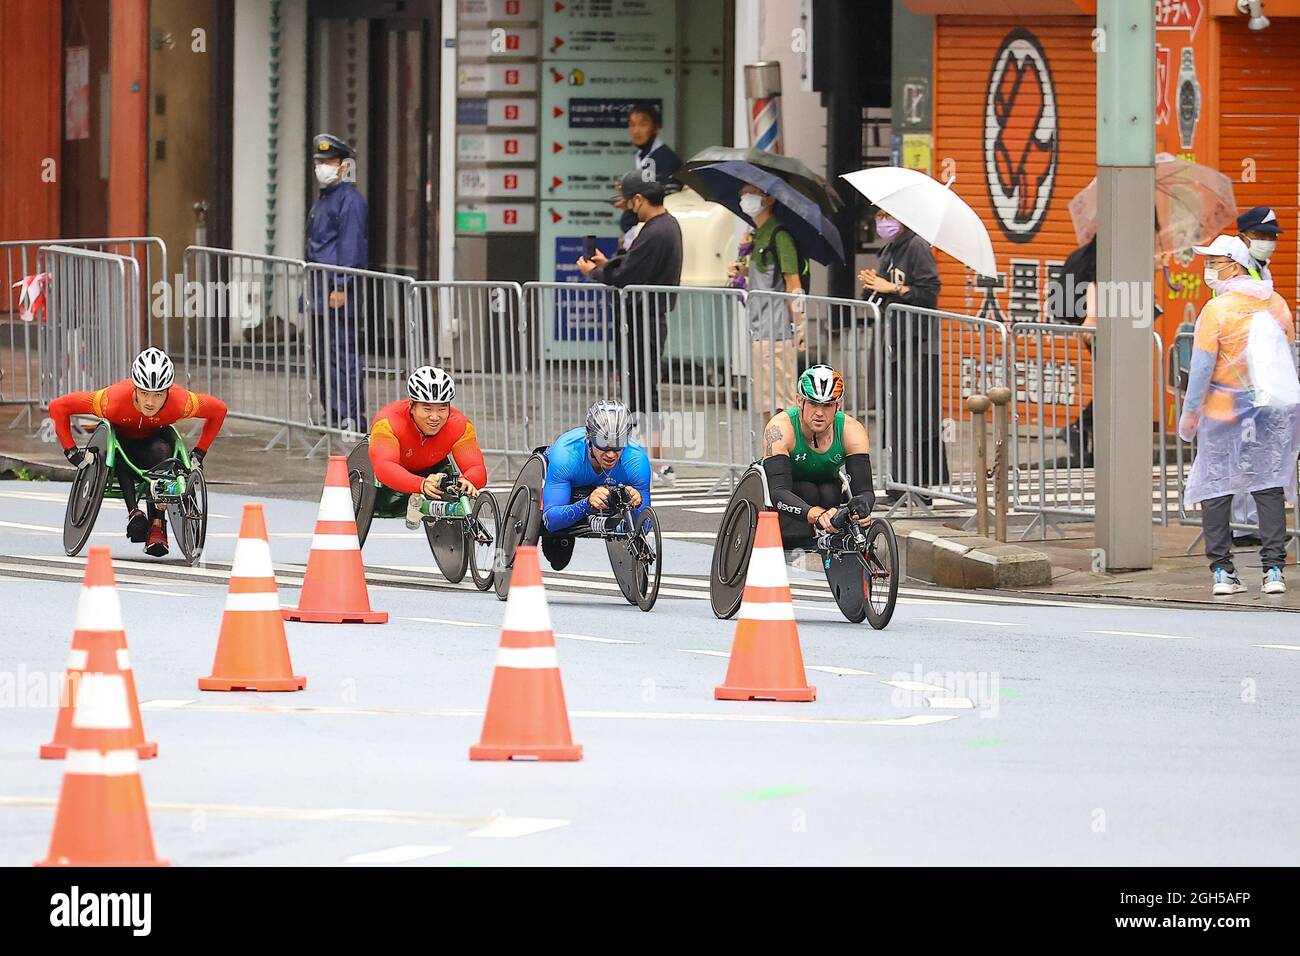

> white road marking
[346,844,452,864]
[882,680,949,694]
[118,586,198,598]
[468,818,570,839]
[684,506,727,514]
[661,532,720,540]
[140,699,195,709]
[681,648,731,658]
[1253,644,1300,651]
[921,617,1023,627]
[804,665,877,676]
[554,632,641,644]
[401,616,493,629]
[1088,629,1193,641]
[925,697,976,709]
[135,700,953,727]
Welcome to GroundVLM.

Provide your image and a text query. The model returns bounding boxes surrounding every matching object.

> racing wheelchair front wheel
[63,423,111,557]
[709,467,767,620]
[863,518,900,630]
[170,466,208,567]
[347,438,377,548]
[608,506,662,612]
[468,490,500,591]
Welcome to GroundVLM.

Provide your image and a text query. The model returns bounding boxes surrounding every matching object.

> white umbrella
[840,166,998,278]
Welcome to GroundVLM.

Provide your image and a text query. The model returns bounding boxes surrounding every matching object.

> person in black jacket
[859,208,947,501]
[578,172,684,484]
[613,103,682,247]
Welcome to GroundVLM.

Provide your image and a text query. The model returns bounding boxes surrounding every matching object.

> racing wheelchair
[62,422,208,566]
[709,463,899,628]
[493,448,663,611]
[346,438,498,590]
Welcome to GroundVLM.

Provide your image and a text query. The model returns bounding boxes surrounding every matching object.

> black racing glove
[191,447,206,469]
[64,447,85,467]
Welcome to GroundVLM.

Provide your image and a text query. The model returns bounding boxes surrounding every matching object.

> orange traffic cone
[41,548,156,760]
[470,545,582,761]
[199,504,306,691]
[715,511,816,701]
[36,553,167,866]
[283,455,387,624]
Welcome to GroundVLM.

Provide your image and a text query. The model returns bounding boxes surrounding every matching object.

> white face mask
[1248,239,1277,262]
[1204,266,1223,290]
[314,162,340,187]
[739,194,764,217]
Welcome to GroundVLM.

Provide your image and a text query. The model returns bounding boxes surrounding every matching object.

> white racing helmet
[407,365,455,404]
[131,347,175,392]
[585,399,633,451]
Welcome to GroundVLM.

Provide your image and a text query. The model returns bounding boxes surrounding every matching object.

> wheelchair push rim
[62,423,111,557]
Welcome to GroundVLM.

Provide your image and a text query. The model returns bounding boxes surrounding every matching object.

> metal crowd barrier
[183,246,312,450]
[879,303,1007,510]
[39,245,142,406]
[409,281,529,469]
[2,236,166,427]
[1008,325,1169,537]
[524,280,625,455]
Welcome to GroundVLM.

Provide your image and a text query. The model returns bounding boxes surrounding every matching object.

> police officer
[306,133,369,432]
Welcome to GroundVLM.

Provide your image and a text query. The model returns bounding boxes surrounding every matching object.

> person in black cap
[1237,205,1283,280]
[577,171,683,484]
[306,133,370,432]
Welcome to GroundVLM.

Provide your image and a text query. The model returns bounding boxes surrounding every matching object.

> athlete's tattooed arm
[763,424,784,458]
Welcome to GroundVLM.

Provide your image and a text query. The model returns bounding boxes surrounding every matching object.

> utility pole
[1094,1,1154,570]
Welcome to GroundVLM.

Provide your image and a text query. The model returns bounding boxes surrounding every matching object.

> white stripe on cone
[74,585,123,632]
[224,591,282,612]
[495,646,560,669]
[316,486,357,522]
[737,600,796,622]
[501,584,553,633]
[231,537,274,577]
[309,533,361,551]
[65,748,140,777]
[116,649,130,671]
[67,649,88,671]
[70,673,132,730]
[745,545,792,588]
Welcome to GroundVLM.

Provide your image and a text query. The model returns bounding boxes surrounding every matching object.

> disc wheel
[468,490,500,591]
[494,453,546,601]
[863,518,900,630]
[709,467,765,619]
[426,513,470,584]
[347,438,377,548]
[170,467,208,567]
[62,423,110,557]
[824,545,868,624]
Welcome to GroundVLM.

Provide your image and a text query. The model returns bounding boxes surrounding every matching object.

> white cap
[1192,235,1255,270]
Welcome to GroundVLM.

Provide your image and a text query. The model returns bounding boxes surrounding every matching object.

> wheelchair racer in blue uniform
[538,399,653,570]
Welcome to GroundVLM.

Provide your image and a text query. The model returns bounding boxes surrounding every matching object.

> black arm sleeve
[844,453,876,515]
[763,455,812,520]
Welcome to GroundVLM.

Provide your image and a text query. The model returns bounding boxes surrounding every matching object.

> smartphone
[584,235,597,259]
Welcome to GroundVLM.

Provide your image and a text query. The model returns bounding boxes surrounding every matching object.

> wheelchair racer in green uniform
[761,364,876,550]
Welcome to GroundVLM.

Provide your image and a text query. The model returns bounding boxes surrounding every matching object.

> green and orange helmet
[797,364,844,405]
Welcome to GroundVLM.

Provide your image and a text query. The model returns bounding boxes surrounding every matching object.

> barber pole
[745,62,784,154]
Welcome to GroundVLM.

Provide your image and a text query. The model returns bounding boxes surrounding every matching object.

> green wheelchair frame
[62,421,208,566]
[346,437,498,590]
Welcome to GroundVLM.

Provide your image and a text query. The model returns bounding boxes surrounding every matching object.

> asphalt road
[0,478,1297,866]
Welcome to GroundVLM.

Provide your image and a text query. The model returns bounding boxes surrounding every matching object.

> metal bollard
[967,394,991,537]
[988,386,1012,543]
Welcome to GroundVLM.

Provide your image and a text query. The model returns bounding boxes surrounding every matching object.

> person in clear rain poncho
[1179,235,1300,596]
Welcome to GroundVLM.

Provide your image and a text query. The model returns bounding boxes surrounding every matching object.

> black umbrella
[675,146,844,218]
[689,161,844,265]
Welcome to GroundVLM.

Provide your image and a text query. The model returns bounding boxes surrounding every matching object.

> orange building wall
[0,0,62,240]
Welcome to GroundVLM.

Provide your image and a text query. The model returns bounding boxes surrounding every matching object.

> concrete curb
[900,525,1053,589]
[0,453,74,482]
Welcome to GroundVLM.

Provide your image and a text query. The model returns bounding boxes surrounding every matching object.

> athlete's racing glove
[191,447,207,469]
[64,447,85,467]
